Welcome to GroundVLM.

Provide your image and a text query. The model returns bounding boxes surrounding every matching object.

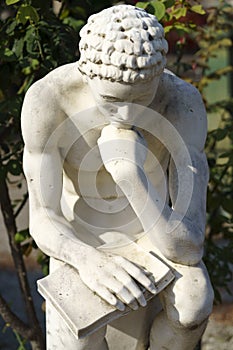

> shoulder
[156,70,207,151]
[21,63,83,150]
[161,69,203,104]
[23,62,83,104]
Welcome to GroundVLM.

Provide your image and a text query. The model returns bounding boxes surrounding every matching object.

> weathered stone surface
[21,4,214,349]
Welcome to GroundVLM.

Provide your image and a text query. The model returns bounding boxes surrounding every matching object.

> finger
[104,276,139,310]
[113,269,147,308]
[94,285,125,311]
[119,258,157,294]
[113,286,139,311]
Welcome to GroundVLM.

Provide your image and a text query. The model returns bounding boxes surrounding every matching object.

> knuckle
[133,269,143,280]
[117,286,126,295]
[113,255,125,265]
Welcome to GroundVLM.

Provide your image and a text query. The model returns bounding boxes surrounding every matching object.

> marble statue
[21,5,214,350]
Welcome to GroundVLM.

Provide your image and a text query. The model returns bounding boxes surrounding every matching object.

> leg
[150,310,207,350]
[46,302,108,350]
[107,296,162,350]
[149,261,214,350]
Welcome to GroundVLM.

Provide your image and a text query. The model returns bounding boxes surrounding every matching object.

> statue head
[78,5,168,84]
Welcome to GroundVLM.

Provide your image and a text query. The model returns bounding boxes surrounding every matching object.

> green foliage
[0,0,115,207]
[37,252,50,276]
[137,1,166,20]
[6,0,20,5]
[193,2,233,301]
[15,229,30,243]
[136,0,205,33]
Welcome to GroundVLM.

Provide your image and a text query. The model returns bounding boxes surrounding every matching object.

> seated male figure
[21,5,213,350]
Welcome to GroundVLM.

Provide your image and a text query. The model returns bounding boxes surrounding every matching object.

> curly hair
[78,5,168,83]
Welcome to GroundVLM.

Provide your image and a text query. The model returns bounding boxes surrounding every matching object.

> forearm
[29,208,94,269]
[114,166,204,265]
[98,125,204,265]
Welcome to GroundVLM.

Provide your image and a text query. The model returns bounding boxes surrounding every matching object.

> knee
[167,280,214,330]
[161,263,214,330]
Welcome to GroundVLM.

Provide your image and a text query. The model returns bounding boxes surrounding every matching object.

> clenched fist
[97,124,148,182]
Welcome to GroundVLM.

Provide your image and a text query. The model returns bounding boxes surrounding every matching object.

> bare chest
[59,117,170,198]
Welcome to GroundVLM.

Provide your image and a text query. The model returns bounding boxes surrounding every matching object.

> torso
[39,63,202,241]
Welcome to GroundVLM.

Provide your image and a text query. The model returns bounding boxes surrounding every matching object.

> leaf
[164,25,173,34]
[31,58,39,70]
[150,1,166,20]
[191,5,205,15]
[218,38,232,48]
[17,5,39,25]
[172,6,187,20]
[2,48,16,62]
[63,18,85,31]
[15,229,29,243]
[6,20,17,35]
[219,151,231,159]
[136,2,150,9]
[6,0,20,5]
[60,8,69,20]
[7,159,21,176]
[24,26,38,55]
[215,128,228,141]
[164,0,175,8]
[173,22,191,33]
[12,38,24,58]
[15,232,25,243]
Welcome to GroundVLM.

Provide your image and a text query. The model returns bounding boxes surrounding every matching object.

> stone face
[21,4,214,350]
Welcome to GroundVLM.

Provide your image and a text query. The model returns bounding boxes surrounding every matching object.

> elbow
[29,211,52,254]
[178,245,204,266]
[163,245,203,266]
[29,223,55,259]
[29,222,46,252]
[163,227,205,266]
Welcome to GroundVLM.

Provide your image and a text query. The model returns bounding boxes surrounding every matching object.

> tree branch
[14,192,29,219]
[0,169,45,349]
[0,294,33,339]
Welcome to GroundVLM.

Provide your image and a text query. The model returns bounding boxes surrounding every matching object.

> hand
[97,125,147,180]
[78,248,156,311]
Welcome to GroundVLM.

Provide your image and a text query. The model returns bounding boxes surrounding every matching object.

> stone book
[37,239,174,339]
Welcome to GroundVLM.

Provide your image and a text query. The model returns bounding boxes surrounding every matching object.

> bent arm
[106,147,208,266]
[21,83,94,269]
[98,112,208,265]
[24,149,95,264]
